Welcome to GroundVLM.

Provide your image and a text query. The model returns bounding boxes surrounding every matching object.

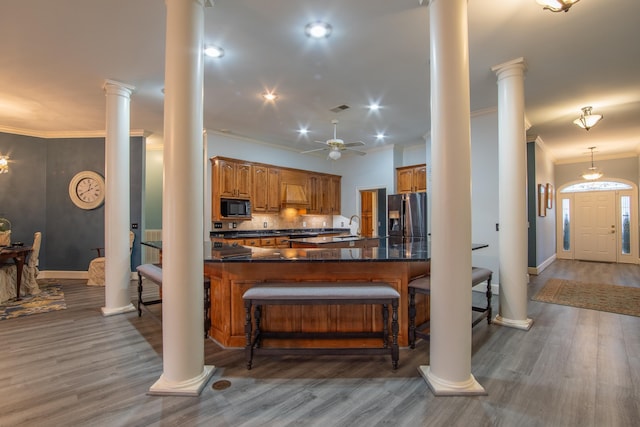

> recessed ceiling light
[204,46,225,58]
[376,132,385,140]
[368,103,380,111]
[262,92,278,101]
[305,22,332,39]
[298,128,309,135]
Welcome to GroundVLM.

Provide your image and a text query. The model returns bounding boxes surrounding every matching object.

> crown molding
[0,125,151,139]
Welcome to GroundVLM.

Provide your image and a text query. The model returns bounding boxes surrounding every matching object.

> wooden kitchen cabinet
[396,164,426,193]
[308,174,341,214]
[216,158,252,199]
[252,165,280,213]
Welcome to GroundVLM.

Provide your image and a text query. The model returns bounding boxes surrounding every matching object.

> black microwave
[220,198,251,218]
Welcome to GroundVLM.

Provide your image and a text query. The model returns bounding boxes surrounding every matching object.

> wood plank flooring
[1,260,639,426]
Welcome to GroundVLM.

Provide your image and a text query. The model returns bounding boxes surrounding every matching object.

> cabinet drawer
[244,238,260,247]
[260,237,275,247]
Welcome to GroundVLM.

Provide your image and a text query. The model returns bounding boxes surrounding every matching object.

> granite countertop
[210,228,349,239]
[205,237,429,262]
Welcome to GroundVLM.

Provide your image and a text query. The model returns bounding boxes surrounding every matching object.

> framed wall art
[538,183,546,217]
[546,183,554,209]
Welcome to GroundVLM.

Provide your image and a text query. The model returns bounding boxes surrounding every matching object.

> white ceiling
[1,0,639,163]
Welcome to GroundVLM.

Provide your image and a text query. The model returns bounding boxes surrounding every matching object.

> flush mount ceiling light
[0,155,9,174]
[305,22,332,39]
[573,106,603,131]
[262,92,278,101]
[581,147,603,180]
[536,0,580,13]
[204,46,225,58]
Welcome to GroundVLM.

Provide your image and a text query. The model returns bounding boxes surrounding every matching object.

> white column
[419,0,485,395]
[491,58,533,330]
[102,80,136,317]
[149,0,215,396]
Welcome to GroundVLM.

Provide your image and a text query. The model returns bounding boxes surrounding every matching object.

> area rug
[0,285,67,320]
[532,278,640,317]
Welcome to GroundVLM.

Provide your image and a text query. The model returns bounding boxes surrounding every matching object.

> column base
[418,366,487,396]
[493,315,533,330]
[101,303,136,317]
[148,365,216,396]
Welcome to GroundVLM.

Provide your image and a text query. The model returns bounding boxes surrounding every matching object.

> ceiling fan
[301,119,366,160]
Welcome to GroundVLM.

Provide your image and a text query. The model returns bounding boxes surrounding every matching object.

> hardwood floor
[1,260,639,426]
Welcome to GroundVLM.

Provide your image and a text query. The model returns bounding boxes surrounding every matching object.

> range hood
[281,183,309,208]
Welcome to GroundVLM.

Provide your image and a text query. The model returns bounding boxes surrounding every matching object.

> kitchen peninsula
[204,237,429,348]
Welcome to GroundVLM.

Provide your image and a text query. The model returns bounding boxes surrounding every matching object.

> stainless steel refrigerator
[388,192,427,239]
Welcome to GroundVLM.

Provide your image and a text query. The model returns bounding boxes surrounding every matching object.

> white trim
[0,126,150,139]
[527,253,556,275]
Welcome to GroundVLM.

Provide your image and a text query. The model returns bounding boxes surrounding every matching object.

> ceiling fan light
[573,106,603,131]
[328,150,341,160]
[204,45,225,58]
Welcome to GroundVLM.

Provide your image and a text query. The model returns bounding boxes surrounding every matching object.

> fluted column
[419,0,485,395]
[148,0,215,396]
[102,80,136,317]
[491,58,533,331]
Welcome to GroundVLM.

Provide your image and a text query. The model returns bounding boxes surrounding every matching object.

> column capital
[103,79,135,97]
[491,57,527,79]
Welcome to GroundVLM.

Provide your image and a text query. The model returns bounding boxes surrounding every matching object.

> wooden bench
[408,267,493,348]
[136,263,211,338]
[242,282,400,370]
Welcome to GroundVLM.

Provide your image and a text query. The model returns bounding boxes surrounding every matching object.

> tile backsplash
[216,212,337,231]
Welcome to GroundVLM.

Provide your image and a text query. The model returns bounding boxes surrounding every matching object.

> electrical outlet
[263,222,268,228]
[323,221,327,227]
[303,221,306,227]
[341,221,344,227]
[214,222,223,229]
[131,223,138,229]
[228,223,233,229]
[232,222,237,229]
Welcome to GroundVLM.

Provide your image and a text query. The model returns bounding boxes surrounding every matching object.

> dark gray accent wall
[527,141,537,267]
[0,132,143,272]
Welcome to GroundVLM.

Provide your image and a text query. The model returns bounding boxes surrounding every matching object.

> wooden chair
[0,231,42,302]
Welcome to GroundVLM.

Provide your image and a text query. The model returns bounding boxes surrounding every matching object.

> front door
[574,191,616,262]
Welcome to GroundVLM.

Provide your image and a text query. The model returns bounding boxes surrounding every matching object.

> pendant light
[581,147,603,180]
[573,106,603,131]
[536,0,580,13]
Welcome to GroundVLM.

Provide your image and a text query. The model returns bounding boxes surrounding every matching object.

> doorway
[359,188,387,238]
[556,180,638,264]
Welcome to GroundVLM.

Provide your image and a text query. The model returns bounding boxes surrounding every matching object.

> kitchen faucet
[349,214,361,236]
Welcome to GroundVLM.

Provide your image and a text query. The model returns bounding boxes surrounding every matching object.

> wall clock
[69,170,105,210]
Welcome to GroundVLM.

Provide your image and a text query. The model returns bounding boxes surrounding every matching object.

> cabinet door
[236,163,252,198]
[328,176,341,214]
[267,168,281,212]
[218,159,237,198]
[307,174,322,214]
[397,168,414,193]
[252,166,268,212]
[413,165,427,192]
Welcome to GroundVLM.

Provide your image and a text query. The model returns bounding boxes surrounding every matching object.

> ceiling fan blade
[300,147,329,154]
[345,149,367,156]
[314,140,328,145]
[343,141,365,147]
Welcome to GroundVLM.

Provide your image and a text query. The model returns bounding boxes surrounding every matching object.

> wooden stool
[408,267,493,349]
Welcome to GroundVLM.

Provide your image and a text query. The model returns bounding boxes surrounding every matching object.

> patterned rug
[532,278,640,317]
[0,285,67,320]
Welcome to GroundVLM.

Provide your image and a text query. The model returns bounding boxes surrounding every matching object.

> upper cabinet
[216,158,252,199]
[396,164,427,193]
[252,165,280,213]
[211,156,341,220]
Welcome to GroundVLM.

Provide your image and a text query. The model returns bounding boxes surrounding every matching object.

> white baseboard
[527,253,556,276]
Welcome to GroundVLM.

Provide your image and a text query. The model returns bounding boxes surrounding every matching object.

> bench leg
[391,299,399,370]
[382,303,389,349]
[203,278,211,338]
[254,305,262,348]
[244,300,253,370]
[137,272,143,317]
[408,288,416,349]
[486,276,492,325]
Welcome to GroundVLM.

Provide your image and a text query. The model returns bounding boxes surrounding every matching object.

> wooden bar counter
[204,237,430,348]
